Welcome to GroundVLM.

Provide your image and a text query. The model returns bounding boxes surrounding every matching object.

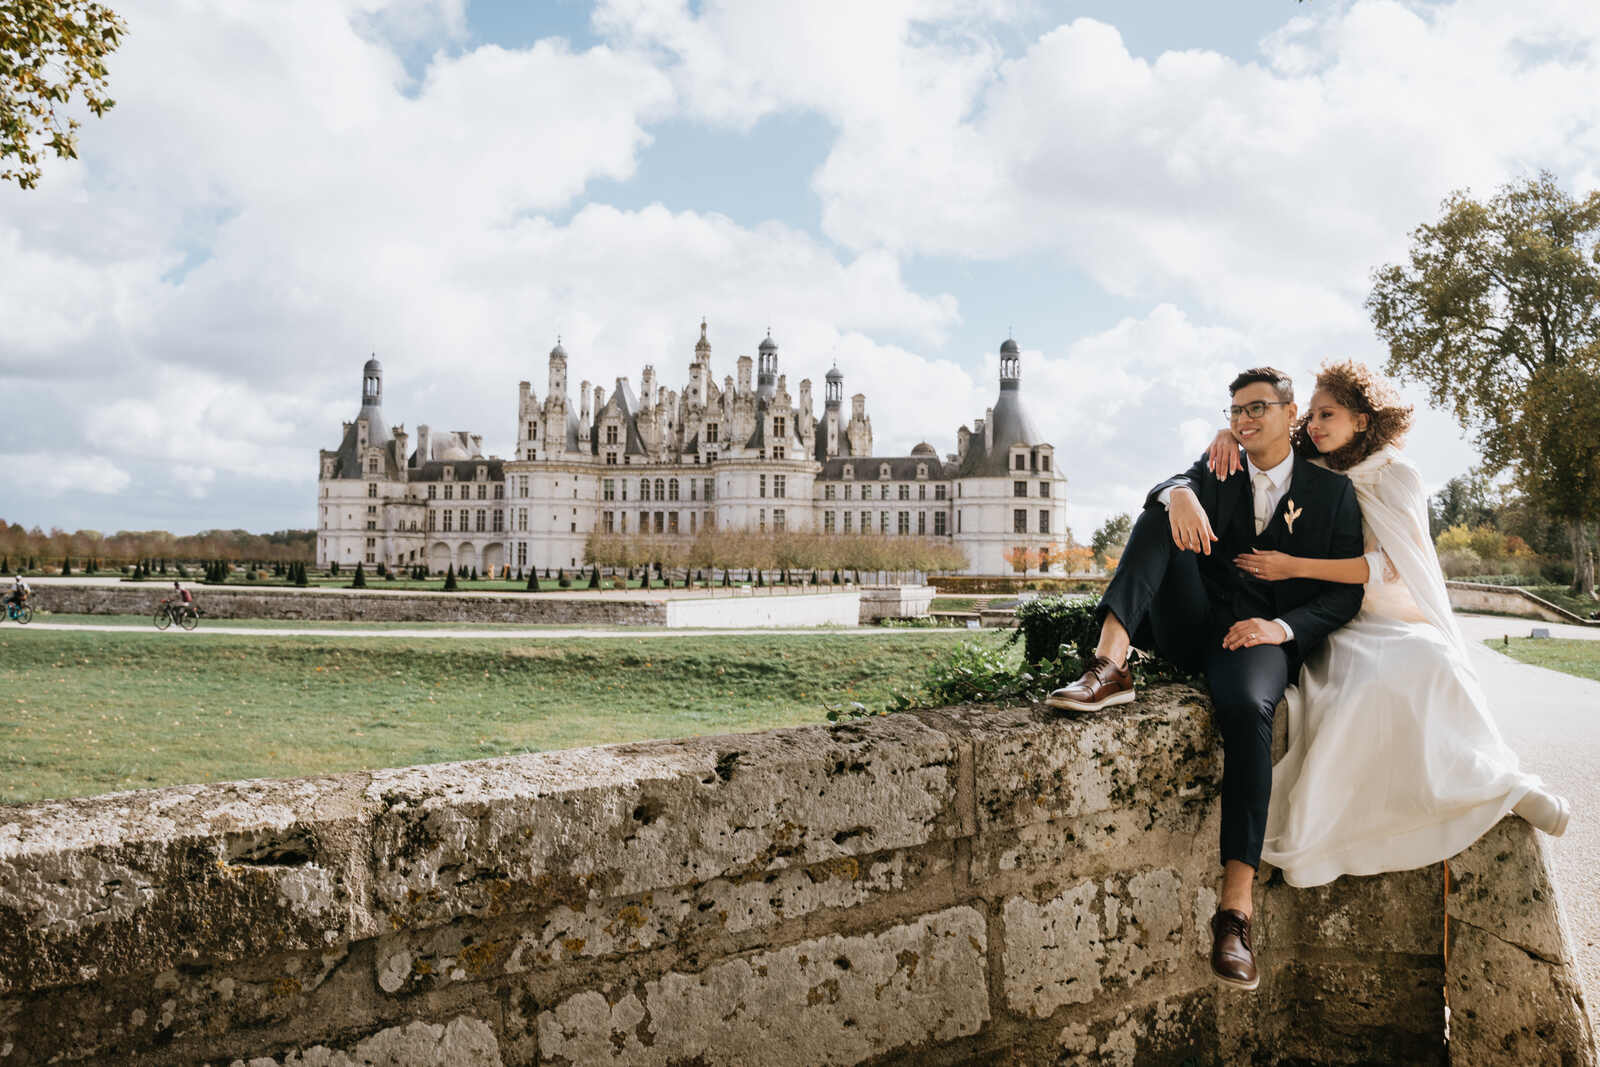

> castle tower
[757,331,778,398]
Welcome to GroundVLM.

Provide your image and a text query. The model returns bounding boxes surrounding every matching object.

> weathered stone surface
[365,716,961,928]
[1002,868,1185,1018]
[535,906,989,1065]
[226,1015,502,1066]
[1447,815,1573,964]
[968,688,1218,834]
[0,688,1585,1064]
[1053,989,1215,1066]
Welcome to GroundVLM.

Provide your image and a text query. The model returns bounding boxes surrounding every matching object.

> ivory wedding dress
[1258,444,1545,887]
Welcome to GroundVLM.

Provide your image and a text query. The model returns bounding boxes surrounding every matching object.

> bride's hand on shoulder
[1235,549,1299,582]
[1206,428,1242,478]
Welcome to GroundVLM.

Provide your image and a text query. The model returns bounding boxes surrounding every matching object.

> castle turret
[757,332,778,398]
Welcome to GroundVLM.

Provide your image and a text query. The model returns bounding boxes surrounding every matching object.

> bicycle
[155,599,200,631]
[3,600,31,625]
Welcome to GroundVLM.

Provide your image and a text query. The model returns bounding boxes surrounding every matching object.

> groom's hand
[1222,618,1287,651]
[1167,488,1218,555]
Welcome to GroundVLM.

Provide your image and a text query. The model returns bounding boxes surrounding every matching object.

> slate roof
[408,458,505,483]
[325,417,399,480]
[817,455,955,481]
[955,381,1044,478]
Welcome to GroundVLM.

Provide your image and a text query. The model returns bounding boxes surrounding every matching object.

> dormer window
[1040,451,1052,472]
[442,467,453,481]
[879,463,891,480]
[1013,452,1026,471]
[916,464,928,480]
[367,457,379,475]
[528,422,537,440]
[476,465,487,481]
[773,416,786,438]
[706,423,719,443]
[605,424,618,445]
[842,464,854,480]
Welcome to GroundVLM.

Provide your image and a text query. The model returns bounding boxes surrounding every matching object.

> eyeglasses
[1225,400,1291,421]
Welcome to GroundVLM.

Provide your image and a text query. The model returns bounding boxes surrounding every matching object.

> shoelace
[1215,911,1251,949]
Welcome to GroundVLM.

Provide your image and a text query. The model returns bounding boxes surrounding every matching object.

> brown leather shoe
[1210,908,1259,990]
[1044,654,1134,712]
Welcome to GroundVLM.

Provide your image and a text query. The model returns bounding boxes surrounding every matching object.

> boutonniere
[1283,499,1303,533]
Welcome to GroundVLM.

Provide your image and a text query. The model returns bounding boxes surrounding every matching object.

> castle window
[477,484,486,500]
[880,512,890,534]
[529,422,537,440]
[759,474,767,498]
[443,512,453,532]
[773,417,785,438]
[603,479,615,501]
[476,510,486,532]
[668,478,679,501]
[935,512,948,536]
[772,446,785,459]
[669,512,679,534]
[477,465,487,481]
[518,476,528,497]
[844,484,852,500]
[428,512,436,530]
[706,450,717,464]
[843,512,853,532]
[897,512,909,535]
[368,458,379,474]
[1014,509,1027,534]
[898,485,910,501]
[842,464,853,480]
[918,511,927,534]
[935,485,946,501]
[444,484,454,500]
[493,510,504,531]
[704,478,714,501]
[879,464,890,480]
[605,425,618,444]
[368,483,377,497]
[367,504,376,515]
[640,478,651,501]
[758,509,766,533]
[773,475,785,499]
[917,464,927,479]
[1041,453,1051,472]
[690,479,697,501]
[654,478,665,501]
[1040,481,1049,498]
[824,511,835,533]
[773,508,785,531]
[442,466,452,481]
[706,423,719,443]
[494,484,504,499]
[654,512,665,534]
[518,508,528,531]
[1039,510,1050,534]
[919,484,927,500]
[1014,453,1026,471]
[824,484,835,500]
[603,511,614,533]
[459,509,468,530]
[606,451,618,465]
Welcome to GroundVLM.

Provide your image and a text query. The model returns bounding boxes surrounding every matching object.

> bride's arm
[1236,550,1373,584]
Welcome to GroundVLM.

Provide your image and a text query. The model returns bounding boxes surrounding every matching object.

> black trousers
[1097,506,1288,869]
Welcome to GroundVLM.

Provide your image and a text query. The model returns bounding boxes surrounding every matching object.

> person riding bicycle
[172,581,194,617]
[6,574,28,609]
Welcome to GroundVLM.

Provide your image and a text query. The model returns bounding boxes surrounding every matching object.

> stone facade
[317,328,1069,578]
[1,689,1590,1065]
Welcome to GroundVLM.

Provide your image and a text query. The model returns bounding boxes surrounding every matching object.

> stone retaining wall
[0,689,1591,1065]
[1446,581,1599,626]
[27,584,862,629]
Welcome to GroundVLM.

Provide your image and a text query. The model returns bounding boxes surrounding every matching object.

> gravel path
[11,622,943,639]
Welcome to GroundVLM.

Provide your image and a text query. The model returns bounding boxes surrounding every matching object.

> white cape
[1259,444,1542,887]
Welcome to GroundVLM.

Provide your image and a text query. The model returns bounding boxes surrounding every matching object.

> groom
[1046,367,1365,991]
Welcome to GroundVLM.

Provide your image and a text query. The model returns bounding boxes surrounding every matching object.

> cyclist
[172,580,195,620]
[6,573,28,611]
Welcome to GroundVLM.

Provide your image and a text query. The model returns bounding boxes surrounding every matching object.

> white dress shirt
[1158,450,1296,643]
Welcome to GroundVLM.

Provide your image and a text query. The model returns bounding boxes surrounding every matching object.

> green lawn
[1490,637,1600,684]
[26,613,666,632]
[0,629,1000,805]
[1522,586,1600,619]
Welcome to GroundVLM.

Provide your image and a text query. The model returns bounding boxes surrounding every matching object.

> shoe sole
[1212,967,1260,991]
[1044,689,1136,713]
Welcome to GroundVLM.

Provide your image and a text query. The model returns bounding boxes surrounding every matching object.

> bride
[1203,360,1571,888]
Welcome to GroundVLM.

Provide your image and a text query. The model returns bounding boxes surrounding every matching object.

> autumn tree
[1090,513,1132,567]
[1367,172,1600,597]
[2,0,127,189]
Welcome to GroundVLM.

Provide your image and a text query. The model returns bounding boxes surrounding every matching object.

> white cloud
[0,455,133,496]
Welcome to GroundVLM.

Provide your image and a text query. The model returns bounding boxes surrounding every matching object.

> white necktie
[1253,472,1273,535]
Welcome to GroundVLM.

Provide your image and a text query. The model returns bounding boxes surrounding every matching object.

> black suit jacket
[1145,449,1365,669]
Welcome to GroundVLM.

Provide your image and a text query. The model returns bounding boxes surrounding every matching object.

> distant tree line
[583,528,968,580]
[0,520,315,569]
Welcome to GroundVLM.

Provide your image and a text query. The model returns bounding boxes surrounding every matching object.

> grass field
[1490,637,1600,684]
[0,628,1001,805]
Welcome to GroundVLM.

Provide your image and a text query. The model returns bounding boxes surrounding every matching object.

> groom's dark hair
[1229,367,1293,403]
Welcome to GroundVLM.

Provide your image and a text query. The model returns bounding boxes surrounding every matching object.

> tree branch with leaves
[1,0,126,190]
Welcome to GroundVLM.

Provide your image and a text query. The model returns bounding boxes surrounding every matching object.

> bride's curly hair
[1291,360,1413,470]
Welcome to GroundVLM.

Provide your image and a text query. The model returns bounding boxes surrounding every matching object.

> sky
[4,0,1600,543]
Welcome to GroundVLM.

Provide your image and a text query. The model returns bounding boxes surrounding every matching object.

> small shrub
[1436,548,1484,578]
[526,569,541,592]
[443,569,458,591]
[350,562,367,589]
[557,569,571,588]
